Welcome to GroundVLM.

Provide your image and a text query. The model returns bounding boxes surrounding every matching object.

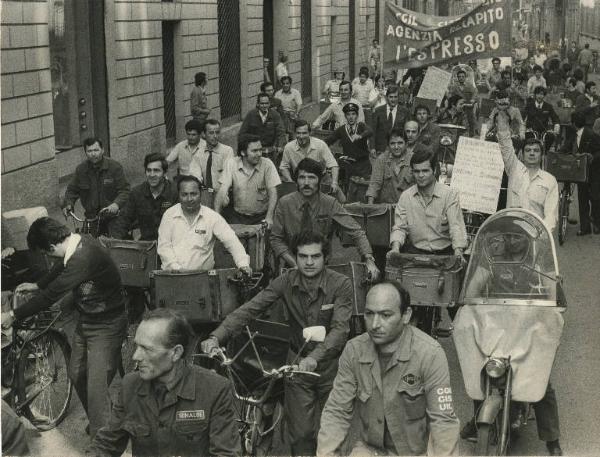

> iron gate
[162,21,176,145]
[218,0,241,122]
[301,0,312,100]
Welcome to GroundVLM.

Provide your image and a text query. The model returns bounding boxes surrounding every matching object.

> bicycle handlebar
[68,210,100,222]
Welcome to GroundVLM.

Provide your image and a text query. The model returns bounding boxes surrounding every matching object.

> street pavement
[20,222,600,456]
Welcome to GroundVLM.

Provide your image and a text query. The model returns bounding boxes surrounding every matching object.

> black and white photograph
[1,0,599,455]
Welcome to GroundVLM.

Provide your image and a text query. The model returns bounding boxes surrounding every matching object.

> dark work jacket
[63,157,130,218]
[239,108,286,148]
[112,180,178,240]
[525,100,560,133]
[14,235,125,321]
[87,364,240,457]
[563,127,600,194]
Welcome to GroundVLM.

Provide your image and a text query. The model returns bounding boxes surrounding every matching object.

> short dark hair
[501,69,511,78]
[339,80,351,91]
[410,148,437,170]
[374,280,411,314]
[294,119,311,132]
[533,65,543,73]
[585,81,596,92]
[295,158,324,182]
[386,85,400,97]
[359,66,369,77]
[260,81,273,92]
[177,175,202,192]
[184,119,202,134]
[572,110,586,128]
[388,127,406,143]
[524,137,544,155]
[492,57,501,63]
[203,118,221,133]
[290,230,330,258]
[414,104,431,115]
[447,94,464,108]
[27,217,71,252]
[584,43,590,49]
[533,85,547,95]
[280,75,292,84]
[83,137,103,151]
[456,69,466,76]
[144,152,168,172]
[573,68,584,80]
[238,134,262,156]
[141,309,193,356]
[257,92,270,103]
[495,89,509,100]
[194,72,206,86]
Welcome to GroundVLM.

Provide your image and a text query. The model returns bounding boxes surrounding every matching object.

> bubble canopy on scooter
[460,208,561,306]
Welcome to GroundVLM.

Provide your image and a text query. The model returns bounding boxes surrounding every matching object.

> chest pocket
[317,303,334,328]
[173,421,207,441]
[315,215,330,236]
[256,186,268,201]
[398,385,426,421]
[191,227,211,248]
[383,167,395,180]
[530,183,549,206]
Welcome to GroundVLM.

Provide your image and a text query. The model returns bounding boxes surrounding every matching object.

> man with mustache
[157,175,251,274]
[270,158,380,280]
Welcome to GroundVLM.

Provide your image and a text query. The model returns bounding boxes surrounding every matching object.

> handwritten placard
[450,137,504,214]
[416,66,452,107]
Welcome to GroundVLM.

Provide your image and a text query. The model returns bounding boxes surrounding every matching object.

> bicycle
[1,291,73,430]
[67,210,106,237]
[557,182,575,245]
[194,326,319,456]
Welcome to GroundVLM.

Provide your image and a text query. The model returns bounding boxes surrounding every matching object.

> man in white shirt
[494,110,559,233]
[189,119,235,192]
[166,120,204,178]
[312,80,365,129]
[157,175,252,272]
[351,67,375,108]
[275,76,303,140]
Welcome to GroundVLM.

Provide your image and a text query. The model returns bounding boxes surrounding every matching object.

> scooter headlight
[440,135,453,146]
[485,358,508,378]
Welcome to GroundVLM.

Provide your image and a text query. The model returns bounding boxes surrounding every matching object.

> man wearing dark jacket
[524,86,560,151]
[370,85,410,160]
[62,137,130,236]
[1,218,127,437]
[112,152,178,241]
[238,92,287,157]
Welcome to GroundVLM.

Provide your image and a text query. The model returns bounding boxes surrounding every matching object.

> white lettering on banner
[402,32,499,63]
[450,137,504,214]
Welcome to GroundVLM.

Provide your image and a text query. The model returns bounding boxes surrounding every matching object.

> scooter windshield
[461,211,559,306]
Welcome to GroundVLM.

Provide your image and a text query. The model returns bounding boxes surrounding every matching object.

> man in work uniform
[62,137,130,236]
[201,231,354,456]
[317,281,460,456]
[87,309,239,457]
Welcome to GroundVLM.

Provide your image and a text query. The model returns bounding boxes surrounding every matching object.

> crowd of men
[2,39,600,457]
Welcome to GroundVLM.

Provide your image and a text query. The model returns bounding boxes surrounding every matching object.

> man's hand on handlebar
[16,282,38,293]
[1,311,15,329]
[100,203,119,216]
[262,217,273,231]
[364,255,380,281]
[239,266,253,277]
[454,248,467,267]
[200,336,220,355]
[62,205,73,219]
[298,356,318,373]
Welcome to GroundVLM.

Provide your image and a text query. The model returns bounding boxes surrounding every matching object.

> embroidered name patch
[320,304,334,311]
[195,229,206,234]
[176,410,205,421]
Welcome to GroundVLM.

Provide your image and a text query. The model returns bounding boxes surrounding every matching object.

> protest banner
[384,0,512,69]
[416,66,452,106]
[450,136,504,214]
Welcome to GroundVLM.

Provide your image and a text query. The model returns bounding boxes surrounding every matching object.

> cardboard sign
[416,66,452,106]
[384,0,512,69]
[450,137,504,214]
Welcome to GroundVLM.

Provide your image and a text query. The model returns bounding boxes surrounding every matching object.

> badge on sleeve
[402,373,418,386]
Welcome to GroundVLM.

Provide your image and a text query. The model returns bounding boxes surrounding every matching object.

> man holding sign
[494,108,559,233]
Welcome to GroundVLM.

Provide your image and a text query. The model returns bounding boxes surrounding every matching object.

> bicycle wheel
[558,188,568,245]
[16,329,72,430]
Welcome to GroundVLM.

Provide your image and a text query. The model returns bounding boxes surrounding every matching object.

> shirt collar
[142,179,171,198]
[291,269,329,294]
[411,181,443,198]
[294,138,316,153]
[86,157,108,171]
[258,109,269,122]
[64,233,82,266]
[173,203,203,223]
[137,363,196,401]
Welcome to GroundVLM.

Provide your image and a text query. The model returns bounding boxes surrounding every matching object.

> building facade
[1,0,380,212]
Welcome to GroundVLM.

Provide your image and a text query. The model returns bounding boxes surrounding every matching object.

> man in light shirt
[189,119,234,192]
[166,119,204,179]
[157,175,252,273]
[494,109,559,233]
[312,80,365,129]
[351,67,375,108]
[215,134,281,227]
[390,148,468,258]
[275,76,303,140]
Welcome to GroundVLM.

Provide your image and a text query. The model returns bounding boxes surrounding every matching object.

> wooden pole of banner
[379,0,385,72]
